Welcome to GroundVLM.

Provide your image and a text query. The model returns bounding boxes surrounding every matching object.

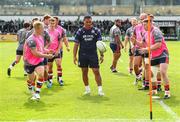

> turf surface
[0,41,180,121]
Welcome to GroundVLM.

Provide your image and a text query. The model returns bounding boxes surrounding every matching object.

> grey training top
[109,25,121,44]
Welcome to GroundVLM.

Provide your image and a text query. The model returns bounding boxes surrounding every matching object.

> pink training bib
[134,24,145,48]
[144,27,168,59]
[48,29,61,52]
[56,25,65,38]
[24,34,44,65]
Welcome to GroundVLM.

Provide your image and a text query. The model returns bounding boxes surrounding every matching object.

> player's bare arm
[73,42,79,65]
[30,48,53,59]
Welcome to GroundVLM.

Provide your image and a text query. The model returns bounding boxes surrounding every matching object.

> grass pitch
[0,41,180,121]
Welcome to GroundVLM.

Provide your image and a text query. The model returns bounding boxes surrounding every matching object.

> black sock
[9,61,17,69]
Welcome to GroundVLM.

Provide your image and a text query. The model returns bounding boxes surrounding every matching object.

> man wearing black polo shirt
[73,15,104,96]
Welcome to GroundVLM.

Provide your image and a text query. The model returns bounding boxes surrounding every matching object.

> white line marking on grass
[157,100,180,121]
[27,118,168,122]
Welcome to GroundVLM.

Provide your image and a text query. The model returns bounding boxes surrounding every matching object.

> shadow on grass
[137,88,180,107]
[23,81,72,96]
[23,91,31,96]
[113,72,129,77]
[24,98,46,111]
[7,76,26,81]
[157,93,180,106]
[77,95,110,103]
[40,82,72,95]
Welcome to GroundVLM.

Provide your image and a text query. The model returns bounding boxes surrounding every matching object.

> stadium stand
[0,0,179,40]
[60,6,87,15]
[0,19,131,36]
[143,5,180,16]
[0,6,52,15]
[93,5,134,15]
[0,0,179,16]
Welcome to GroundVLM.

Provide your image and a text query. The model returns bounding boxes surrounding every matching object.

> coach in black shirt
[73,15,104,96]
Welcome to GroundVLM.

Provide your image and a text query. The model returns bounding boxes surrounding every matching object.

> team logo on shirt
[91,30,95,34]
[83,35,94,42]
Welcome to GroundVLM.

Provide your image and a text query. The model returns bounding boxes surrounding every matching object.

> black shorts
[43,58,48,65]
[110,43,120,53]
[134,48,141,56]
[24,62,44,74]
[129,49,133,56]
[16,50,23,55]
[151,57,169,66]
[142,53,149,58]
[48,53,61,62]
[60,49,63,58]
[78,53,99,68]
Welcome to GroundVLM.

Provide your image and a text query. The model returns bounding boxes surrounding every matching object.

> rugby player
[46,17,63,87]
[43,15,51,30]
[73,15,104,96]
[7,21,31,76]
[50,16,70,86]
[26,18,39,39]
[23,21,54,100]
[131,13,147,85]
[124,18,137,75]
[42,15,51,86]
[109,19,124,72]
[134,17,171,99]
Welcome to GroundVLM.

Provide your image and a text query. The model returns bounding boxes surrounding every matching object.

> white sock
[85,85,90,91]
[24,71,27,74]
[165,90,170,95]
[58,77,62,81]
[36,88,41,93]
[98,86,103,92]
[9,65,13,69]
[112,68,116,71]
[136,74,141,79]
[49,79,53,83]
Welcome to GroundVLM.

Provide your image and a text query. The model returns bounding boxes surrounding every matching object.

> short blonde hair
[49,17,56,22]
[33,21,44,29]
[131,17,137,22]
